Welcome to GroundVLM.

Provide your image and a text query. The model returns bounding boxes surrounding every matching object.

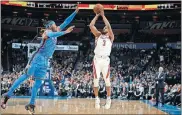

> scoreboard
[1,2,181,11]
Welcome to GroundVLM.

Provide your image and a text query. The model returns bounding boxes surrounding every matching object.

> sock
[95,96,99,99]
[3,96,9,104]
[29,79,42,105]
[107,96,111,100]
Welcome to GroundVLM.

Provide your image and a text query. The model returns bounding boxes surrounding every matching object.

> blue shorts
[27,54,48,78]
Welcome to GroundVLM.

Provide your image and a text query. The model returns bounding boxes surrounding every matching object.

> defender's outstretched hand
[65,26,75,33]
[75,3,80,13]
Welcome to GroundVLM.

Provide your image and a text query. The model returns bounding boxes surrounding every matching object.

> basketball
[93,4,104,14]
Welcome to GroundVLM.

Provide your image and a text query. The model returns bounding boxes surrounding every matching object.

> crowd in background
[1,3,181,111]
[134,32,180,43]
[12,48,28,72]
[1,46,181,107]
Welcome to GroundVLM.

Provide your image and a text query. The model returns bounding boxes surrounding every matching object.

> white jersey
[94,34,112,56]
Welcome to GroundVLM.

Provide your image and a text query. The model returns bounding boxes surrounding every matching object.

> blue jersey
[28,11,77,67]
[29,30,57,67]
[39,30,57,58]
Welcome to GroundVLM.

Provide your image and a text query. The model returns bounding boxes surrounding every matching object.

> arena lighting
[44,13,49,17]
[27,13,32,18]
[27,13,32,15]
[13,11,18,14]
[121,16,126,18]
[58,14,63,20]
[44,13,49,19]
[153,16,158,21]
[135,16,140,19]
[13,11,18,16]
[135,16,140,22]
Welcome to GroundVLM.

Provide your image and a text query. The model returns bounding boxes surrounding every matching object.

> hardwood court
[1,98,168,114]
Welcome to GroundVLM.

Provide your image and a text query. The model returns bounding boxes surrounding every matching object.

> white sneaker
[95,98,100,109]
[104,99,111,109]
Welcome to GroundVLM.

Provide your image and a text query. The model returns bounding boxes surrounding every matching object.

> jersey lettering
[94,35,112,56]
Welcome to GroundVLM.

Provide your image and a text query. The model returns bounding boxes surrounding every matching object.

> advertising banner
[139,21,181,34]
[1,1,27,6]
[90,42,157,49]
[1,17,39,27]
[113,43,157,49]
[12,43,79,58]
[2,2,180,10]
[140,21,181,30]
[166,42,181,49]
[39,70,55,96]
[12,43,78,50]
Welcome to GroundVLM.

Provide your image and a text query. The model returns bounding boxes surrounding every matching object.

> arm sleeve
[46,31,66,38]
[59,11,77,30]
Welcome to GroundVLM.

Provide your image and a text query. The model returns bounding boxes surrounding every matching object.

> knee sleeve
[105,78,111,87]
[93,78,99,87]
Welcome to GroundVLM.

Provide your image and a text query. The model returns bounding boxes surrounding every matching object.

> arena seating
[1,43,181,107]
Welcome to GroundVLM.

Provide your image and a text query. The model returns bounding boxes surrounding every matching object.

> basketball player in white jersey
[89,10,114,109]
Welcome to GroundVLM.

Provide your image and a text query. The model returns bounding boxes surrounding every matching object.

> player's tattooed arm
[100,11,114,42]
[89,14,101,38]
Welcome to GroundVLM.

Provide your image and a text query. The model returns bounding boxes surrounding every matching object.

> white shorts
[92,55,111,87]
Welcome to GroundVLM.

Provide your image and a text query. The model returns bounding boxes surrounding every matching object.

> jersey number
[103,40,106,46]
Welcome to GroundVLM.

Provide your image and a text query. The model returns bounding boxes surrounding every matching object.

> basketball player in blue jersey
[1,7,79,114]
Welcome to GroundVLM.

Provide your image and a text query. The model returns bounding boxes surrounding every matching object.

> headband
[45,21,55,28]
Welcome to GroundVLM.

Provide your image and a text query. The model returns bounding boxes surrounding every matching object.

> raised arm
[42,26,75,39]
[58,6,79,31]
[89,14,101,38]
[100,11,114,42]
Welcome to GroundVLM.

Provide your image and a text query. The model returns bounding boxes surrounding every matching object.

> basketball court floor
[1,98,169,115]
